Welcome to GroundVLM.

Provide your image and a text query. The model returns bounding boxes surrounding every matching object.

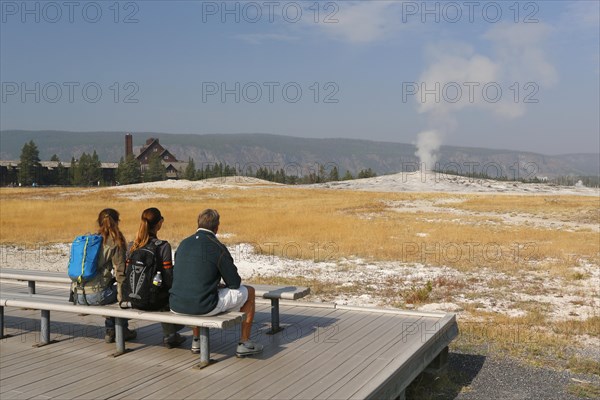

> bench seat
[0,268,310,334]
[0,291,244,368]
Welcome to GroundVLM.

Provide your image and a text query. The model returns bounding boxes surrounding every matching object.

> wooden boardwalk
[0,282,457,399]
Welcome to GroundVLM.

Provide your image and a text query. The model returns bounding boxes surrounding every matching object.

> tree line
[436,167,600,188]
[12,140,105,186]
[179,158,377,185]
[10,140,379,186]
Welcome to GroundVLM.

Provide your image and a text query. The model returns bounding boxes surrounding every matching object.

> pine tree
[184,157,196,180]
[117,154,142,185]
[69,157,76,185]
[72,152,102,186]
[144,153,166,182]
[90,151,102,185]
[358,168,376,179]
[328,166,340,182]
[72,155,83,185]
[342,170,354,181]
[18,140,41,186]
[57,161,69,185]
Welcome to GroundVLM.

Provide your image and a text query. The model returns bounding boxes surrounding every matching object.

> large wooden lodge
[0,134,187,186]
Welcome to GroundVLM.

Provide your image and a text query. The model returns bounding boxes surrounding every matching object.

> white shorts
[202,285,249,316]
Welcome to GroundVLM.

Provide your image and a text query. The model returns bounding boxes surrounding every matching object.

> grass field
[1,185,598,274]
[1,183,599,375]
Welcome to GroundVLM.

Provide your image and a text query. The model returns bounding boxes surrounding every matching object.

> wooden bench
[0,268,310,335]
[0,291,244,369]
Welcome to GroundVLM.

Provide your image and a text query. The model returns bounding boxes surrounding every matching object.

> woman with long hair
[128,207,185,348]
[73,208,136,343]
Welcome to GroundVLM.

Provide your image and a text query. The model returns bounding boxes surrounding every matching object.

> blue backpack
[68,234,103,285]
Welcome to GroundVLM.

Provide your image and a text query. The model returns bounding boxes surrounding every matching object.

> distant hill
[1,130,598,178]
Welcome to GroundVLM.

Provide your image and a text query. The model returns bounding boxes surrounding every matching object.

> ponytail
[130,208,163,253]
[97,208,126,249]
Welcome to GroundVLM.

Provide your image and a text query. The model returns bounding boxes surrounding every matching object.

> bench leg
[193,327,212,369]
[112,317,127,357]
[28,281,36,294]
[33,310,54,347]
[266,298,283,335]
[1,306,14,340]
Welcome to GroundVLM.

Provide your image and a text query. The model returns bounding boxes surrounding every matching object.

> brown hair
[197,209,220,232]
[97,208,126,249]
[130,207,163,252]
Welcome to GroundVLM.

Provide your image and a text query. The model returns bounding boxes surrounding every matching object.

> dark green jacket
[169,229,241,315]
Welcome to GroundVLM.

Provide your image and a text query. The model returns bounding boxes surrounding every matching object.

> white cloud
[484,23,558,87]
[416,23,557,121]
[418,43,499,117]
[315,1,401,44]
[233,1,404,45]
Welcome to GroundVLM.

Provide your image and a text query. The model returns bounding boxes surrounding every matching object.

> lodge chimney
[125,133,133,157]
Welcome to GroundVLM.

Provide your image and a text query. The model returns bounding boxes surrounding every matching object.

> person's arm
[159,241,174,288]
[113,244,127,302]
[217,245,241,289]
[113,245,127,284]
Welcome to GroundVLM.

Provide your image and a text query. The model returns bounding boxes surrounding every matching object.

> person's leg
[100,285,136,341]
[162,323,183,336]
[191,326,200,353]
[239,285,255,342]
[235,286,262,356]
[162,323,186,348]
[105,317,116,343]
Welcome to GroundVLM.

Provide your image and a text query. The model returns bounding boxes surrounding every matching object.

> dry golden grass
[439,194,600,225]
[1,186,598,278]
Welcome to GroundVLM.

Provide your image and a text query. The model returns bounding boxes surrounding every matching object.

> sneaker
[105,328,136,343]
[124,328,137,341]
[163,333,187,349]
[236,341,263,357]
[191,337,200,354]
[105,328,115,343]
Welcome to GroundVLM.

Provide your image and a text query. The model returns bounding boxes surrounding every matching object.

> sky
[1,0,599,155]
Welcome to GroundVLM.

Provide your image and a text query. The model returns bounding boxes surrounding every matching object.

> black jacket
[169,229,241,315]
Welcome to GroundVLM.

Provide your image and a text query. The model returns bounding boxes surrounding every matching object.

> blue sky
[1,0,599,155]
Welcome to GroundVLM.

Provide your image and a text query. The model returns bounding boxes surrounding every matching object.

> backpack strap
[71,284,90,306]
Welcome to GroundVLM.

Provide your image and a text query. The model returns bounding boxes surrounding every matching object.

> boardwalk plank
[339,316,453,399]
[99,303,274,400]
[140,306,341,400]
[0,288,457,400]
[178,307,344,400]
[268,313,417,400]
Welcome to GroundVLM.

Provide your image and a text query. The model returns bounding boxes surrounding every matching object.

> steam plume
[415,130,441,171]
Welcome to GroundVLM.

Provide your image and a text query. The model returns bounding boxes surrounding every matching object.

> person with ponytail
[73,208,137,343]
[128,207,185,349]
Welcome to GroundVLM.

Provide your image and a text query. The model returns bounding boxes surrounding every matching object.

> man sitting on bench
[169,209,263,357]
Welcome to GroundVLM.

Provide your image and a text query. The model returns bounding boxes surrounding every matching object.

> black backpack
[121,241,161,310]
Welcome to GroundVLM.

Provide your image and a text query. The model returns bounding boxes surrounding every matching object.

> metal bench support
[33,310,55,347]
[0,306,4,338]
[28,281,36,294]
[267,298,283,335]
[112,317,126,357]
[193,326,212,369]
